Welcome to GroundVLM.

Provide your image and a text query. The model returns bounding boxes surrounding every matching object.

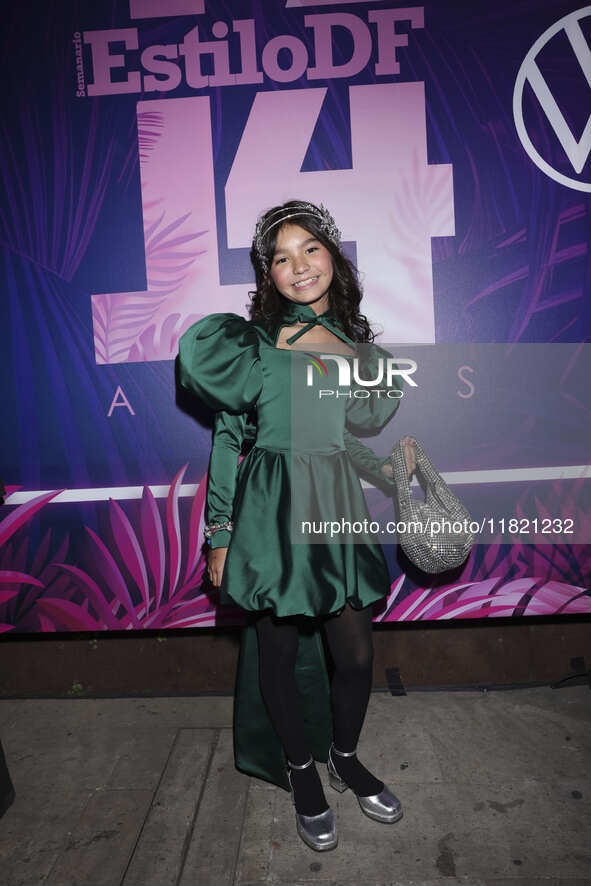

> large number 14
[91,83,453,364]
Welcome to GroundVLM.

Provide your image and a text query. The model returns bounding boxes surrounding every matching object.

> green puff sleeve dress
[178,301,400,790]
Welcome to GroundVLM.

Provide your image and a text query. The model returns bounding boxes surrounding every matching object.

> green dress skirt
[179,301,400,790]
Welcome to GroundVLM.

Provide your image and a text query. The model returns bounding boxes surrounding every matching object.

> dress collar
[278,299,335,324]
[275,299,356,348]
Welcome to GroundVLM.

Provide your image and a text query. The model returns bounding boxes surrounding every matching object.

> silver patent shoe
[287,758,338,851]
[327,743,403,824]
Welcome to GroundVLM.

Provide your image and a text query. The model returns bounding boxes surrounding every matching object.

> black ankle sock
[288,761,329,816]
[331,749,384,797]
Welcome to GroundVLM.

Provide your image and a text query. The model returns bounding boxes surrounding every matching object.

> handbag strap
[412,439,444,487]
[389,438,413,509]
[389,437,443,499]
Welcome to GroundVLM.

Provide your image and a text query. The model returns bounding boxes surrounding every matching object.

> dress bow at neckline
[278,300,357,349]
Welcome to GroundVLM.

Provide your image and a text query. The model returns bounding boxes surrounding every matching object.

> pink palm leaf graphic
[92,208,207,364]
[376,543,590,622]
[0,490,75,632]
[47,465,217,630]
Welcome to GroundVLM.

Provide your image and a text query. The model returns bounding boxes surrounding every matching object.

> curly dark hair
[246,200,377,344]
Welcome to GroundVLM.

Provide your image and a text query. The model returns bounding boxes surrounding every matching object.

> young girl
[179,200,415,851]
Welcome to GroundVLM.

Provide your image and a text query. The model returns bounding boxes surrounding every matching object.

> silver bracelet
[204,520,234,539]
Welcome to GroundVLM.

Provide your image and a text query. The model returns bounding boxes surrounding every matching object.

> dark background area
[1,618,589,697]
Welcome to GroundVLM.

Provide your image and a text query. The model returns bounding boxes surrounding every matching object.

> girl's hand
[207,546,228,587]
[380,437,417,479]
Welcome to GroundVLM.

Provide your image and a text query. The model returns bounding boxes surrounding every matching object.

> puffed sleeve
[345,341,401,432]
[206,410,248,549]
[178,313,263,413]
[343,427,394,490]
[344,341,400,490]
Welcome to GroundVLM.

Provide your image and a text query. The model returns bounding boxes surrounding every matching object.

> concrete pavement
[0,686,590,886]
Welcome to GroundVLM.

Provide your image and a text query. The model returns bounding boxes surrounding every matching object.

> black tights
[255,603,383,812]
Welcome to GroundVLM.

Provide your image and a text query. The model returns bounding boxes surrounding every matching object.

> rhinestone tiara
[253,202,341,273]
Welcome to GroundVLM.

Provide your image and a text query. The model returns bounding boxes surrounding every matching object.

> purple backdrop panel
[1,0,590,631]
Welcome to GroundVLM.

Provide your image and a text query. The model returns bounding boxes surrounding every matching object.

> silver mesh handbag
[389,437,474,573]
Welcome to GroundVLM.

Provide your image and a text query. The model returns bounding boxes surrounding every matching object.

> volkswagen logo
[513,6,591,192]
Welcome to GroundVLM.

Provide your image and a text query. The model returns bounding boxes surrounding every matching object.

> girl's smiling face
[269,223,334,313]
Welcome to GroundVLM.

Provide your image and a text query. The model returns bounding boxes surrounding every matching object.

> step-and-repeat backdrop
[1,1,590,631]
